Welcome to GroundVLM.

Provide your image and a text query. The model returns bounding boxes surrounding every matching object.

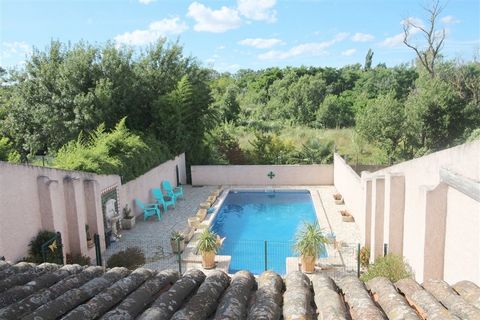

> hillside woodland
[0,37,478,181]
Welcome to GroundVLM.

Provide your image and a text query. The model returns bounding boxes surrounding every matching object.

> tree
[204,124,245,164]
[248,132,295,164]
[364,49,374,71]
[356,94,406,163]
[315,94,354,128]
[404,75,464,152]
[403,0,446,78]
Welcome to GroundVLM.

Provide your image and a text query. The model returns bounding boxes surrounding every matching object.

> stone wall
[336,141,480,283]
[191,164,333,186]
[333,154,364,241]
[122,153,187,215]
[0,154,186,262]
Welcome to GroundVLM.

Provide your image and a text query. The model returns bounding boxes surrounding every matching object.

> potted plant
[170,231,185,253]
[293,222,327,273]
[85,225,94,248]
[333,192,343,205]
[121,205,136,230]
[340,210,355,222]
[197,229,220,269]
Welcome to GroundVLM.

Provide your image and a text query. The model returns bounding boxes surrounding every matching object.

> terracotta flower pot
[333,193,344,205]
[171,239,185,253]
[202,251,216,269]
[300,255,316,273]
[122,216,136,230]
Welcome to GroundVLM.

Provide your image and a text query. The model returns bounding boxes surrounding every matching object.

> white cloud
[341,48,357,56]
[114,17,188,46]
[187,2,242,33]
[402,17,424,28]
[237,0,277,22]
[441,15,460,24]
[238,38,284,49]
[379,17,423,47]
[379,33,405,47]
[259,33,348,60]
[351,32,374,42]
[1,41,32,60]
[138,0,156,4]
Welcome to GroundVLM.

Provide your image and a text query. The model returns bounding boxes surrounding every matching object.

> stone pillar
[388,174,405,256]
[423,182,448,280]
[63,176,87,255]
[37,176,56,231]
[364,179,373,249]
[372,177,385,260]
[84,179,106,253]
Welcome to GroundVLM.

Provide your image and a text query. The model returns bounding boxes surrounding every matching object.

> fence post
[94,234,102,266]
[383,243,388,256]
[177,238,182,274]
[264,241,268,271]
[56,232,64,264]
[357,243,361,278]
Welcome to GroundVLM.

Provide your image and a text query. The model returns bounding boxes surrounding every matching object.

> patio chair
[152,188,176,211]
[135,199,161,221]
[162,180,184,202]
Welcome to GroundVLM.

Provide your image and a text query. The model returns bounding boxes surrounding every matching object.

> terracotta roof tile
[214,270,255,319]
[453,280,480,309]
[423,279,480,319]
[395,277,460,319]
[0,262,479,319]
[366,277,420,320]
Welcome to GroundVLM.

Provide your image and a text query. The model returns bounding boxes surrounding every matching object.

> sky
[1,0,479,72]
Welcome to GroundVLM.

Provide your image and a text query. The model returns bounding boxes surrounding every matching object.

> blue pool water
[211,190,324,274]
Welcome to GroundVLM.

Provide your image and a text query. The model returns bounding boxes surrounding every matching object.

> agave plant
[293,222,327,258]
[197,229,219,254]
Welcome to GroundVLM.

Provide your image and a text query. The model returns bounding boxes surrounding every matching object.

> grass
[235,125,387,165]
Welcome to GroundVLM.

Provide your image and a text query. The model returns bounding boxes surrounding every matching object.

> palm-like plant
[197,229,219,254]
[197,229,220,269]
[294,222,327,258]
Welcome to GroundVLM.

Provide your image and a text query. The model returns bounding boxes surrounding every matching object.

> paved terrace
[104,185,217,270]
[105,185,361,275]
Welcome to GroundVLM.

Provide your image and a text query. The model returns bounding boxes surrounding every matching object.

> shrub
[292,138,333,164]
[123,205,133,219]
[248,132,296,164]
[54,118,171,182]
[467,128,480,142]
[205,124,246,164]
[0,137,20,162]
[170,231,185,242]
[107,247,145,270]
[360,253,413,282]
[66,253,91,266]
[359,246,370,269]
[27,230,63,264]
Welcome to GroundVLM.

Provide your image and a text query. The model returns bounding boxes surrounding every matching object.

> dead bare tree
[403,0,446,78]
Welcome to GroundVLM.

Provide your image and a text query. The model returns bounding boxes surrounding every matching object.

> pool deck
[105,185,361,276]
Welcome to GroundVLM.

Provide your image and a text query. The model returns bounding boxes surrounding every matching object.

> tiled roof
[0,260,479,319]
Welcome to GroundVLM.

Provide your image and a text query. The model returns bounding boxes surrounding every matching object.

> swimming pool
[211,190,325,274]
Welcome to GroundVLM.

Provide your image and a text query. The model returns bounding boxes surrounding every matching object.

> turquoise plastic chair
[135,199,161,221]
[161,180,184,202]
[152,188,175,211]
